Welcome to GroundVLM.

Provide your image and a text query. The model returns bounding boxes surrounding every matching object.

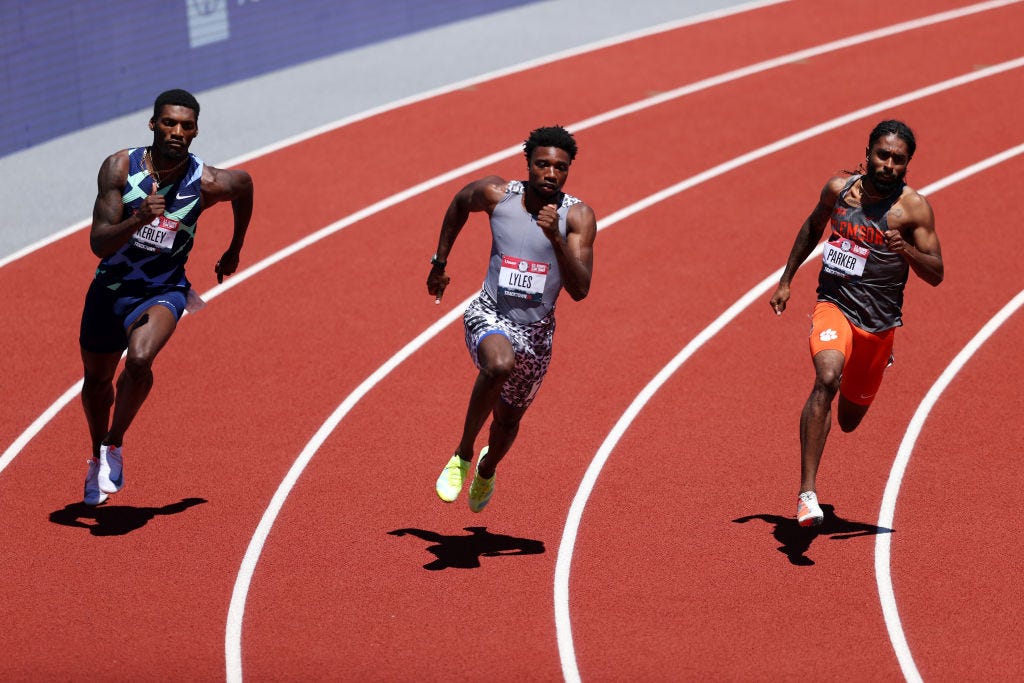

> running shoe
[436,454,470,503]
[797,490,824,527]
[97,444,124,494]
[84,459,108,506]
[468,448,495,513]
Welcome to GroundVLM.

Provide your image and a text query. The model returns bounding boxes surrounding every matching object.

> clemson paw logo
[819,328,838,342]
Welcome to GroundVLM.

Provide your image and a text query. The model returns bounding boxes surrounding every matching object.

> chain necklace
[144,146,188,186]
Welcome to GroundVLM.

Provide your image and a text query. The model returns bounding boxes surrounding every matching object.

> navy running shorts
[79,280,187,354]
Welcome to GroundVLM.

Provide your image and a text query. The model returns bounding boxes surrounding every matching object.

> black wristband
[430,254,446,269]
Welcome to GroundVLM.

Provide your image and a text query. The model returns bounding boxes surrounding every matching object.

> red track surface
[2,1,1022,680]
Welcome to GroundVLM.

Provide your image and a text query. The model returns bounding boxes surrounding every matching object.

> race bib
[822,237,868,279]
[132,215,180,253]
[498,255,549,302]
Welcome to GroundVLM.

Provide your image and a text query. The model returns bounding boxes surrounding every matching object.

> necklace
[144,146,187,186]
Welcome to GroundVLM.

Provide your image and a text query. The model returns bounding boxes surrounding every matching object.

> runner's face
[865,134,909,194]
[150,105,198,159]
[527,146,571,199]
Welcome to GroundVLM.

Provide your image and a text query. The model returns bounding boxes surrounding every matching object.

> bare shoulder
[97,149,131,187]
[823,174,850,198]
[476,174,510,200]
[462,174,508,210]
[567,200,597,230]
[201,163,253,203]
[892,185,934,230]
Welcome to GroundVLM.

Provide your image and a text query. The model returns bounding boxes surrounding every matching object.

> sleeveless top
[816,175,909,333]
[92,146,205,296]
[482,180,581,324]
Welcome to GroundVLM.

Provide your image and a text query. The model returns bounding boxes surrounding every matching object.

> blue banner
[0,0,539,157]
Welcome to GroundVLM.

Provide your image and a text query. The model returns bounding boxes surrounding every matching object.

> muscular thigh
[126,303,179,361]
[809,302,853,360]
[840,325,895,406]
[463,292,555,409]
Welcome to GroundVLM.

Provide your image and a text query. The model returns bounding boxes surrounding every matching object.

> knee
[82,372,113,399]
[837,402,868,433]
[811,371,841,400]
[480,356,514,383]
[838,418,860,433]
[123,353,155,380]
[491,409,522,432]
[83,367,113,387]
[82,363,115,393]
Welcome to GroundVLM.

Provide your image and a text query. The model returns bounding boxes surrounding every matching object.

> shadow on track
[49,498,207,536]
[388,526,545,571]
[732,504,892,566]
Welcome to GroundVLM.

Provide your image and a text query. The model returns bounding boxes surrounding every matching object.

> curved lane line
[3,2,1017,477]
[3,0,1017,271]
[224,61,1024,681]
[0,7,1016,680]
[0,0,790,271]
[877,287,1024,683]
[874,144,1024,681]
[552,149,1024,683]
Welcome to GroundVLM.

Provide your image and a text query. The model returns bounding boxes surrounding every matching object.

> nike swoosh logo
[176,193,197,200]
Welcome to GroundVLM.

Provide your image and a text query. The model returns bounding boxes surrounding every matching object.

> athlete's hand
[536,203,560,238]
[427,268,450,304]
[136,180,165,224]
[769,284,790,315]
[215,250,240,284]
[883,228,907,254]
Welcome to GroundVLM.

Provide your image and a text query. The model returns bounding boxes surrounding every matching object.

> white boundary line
[551,149,1024,680]
[0,3,1016,680]
[874,146,1024,679]
[224,59,1024,682]
[876,287,1024,683]
[0,0,790,271]
[3,1,1018,478]
[2,0,1018,271]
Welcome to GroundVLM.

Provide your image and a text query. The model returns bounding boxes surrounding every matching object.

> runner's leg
[105,304,178,445]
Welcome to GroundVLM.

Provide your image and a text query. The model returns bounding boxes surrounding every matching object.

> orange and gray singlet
[92,147,205,298]
[816,174,909,333]
[481,180,581,325]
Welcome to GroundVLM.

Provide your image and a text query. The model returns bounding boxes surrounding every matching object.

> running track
[1,0,1022,679]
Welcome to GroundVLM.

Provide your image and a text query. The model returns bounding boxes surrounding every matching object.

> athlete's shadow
[49,498,207,536]
[388,526,545,571]
[732,505,892,566]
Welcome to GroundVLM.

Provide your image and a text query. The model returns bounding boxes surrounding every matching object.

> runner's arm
[427,176,505,302]
[885,193,943,286]
[89,151,163,258]
[769,177,842,314]
[202,165,254,283]
[549,202,596,301]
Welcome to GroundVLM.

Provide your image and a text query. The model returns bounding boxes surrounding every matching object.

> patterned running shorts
[463,290,556,409]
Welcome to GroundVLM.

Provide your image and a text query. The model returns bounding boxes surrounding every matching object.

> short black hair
[524,125,578,162]
[867,119,915,158]
[153,89,200,120]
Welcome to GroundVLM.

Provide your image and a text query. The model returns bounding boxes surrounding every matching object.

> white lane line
[877,288,1024,682]
[875,291,1024,678]
[0,0,790,271]
[0,3,1014,678]
[3,0,1018,271]
[4,3,1020,476]
[552,146,1024,683]
[224,62,1024,683]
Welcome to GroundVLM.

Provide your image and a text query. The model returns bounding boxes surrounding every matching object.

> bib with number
[498,255,549,302]
[822,237,868,279]
[131,215,180,253]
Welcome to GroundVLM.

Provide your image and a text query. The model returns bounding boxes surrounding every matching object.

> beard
[866,165,904,195]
